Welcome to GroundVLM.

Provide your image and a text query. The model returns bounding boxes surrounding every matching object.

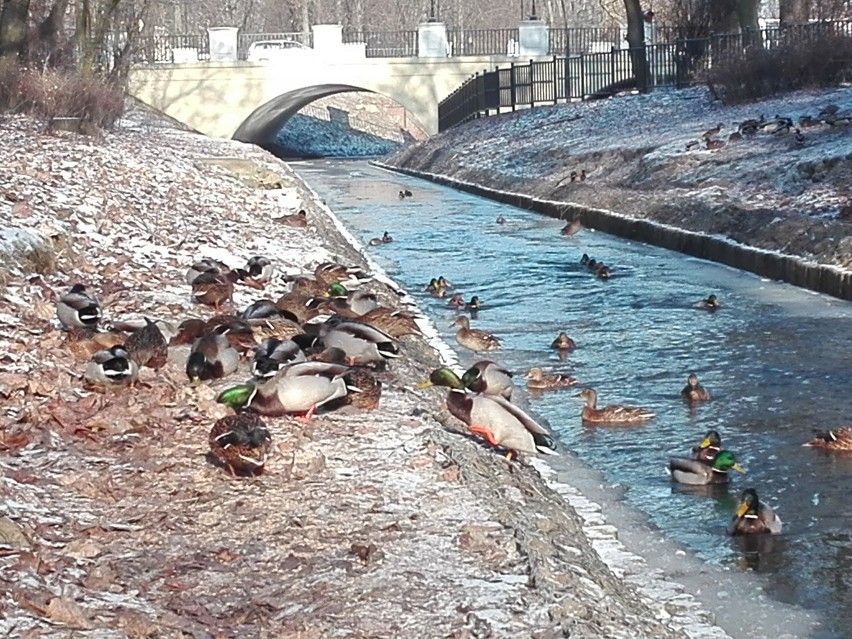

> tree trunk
[36,0,71,65]
[0,0,32,58]
[780,0,811,25]
[736,0,761,47]
[623,0,648,91]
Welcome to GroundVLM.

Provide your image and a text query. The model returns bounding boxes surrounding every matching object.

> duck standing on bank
[208,413,272,478]
[417,367,557,461]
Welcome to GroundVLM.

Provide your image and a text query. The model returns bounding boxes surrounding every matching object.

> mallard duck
[681,373,711,402]
[185,258,229,286]
[206,315,257,353]
[186,334,239,382]
[525,367,577,390]
[464,296,482,311]
[461,360,514,399]
[275,291,321,324]
[358,307,421,338]
[403,189,412,198]
[417,367,557,460]
[551,332,576,350]
[314,262,368,289]
[249,316,304,342]
[695,294,721,310]
[316,317,400,367]
[669,450,745,485]
[286,275,328,298]
[171,318,207,346]
[208,413,272,477]
[447,294,465,308]
[124,317,168,369]
[437,276,453,290]
[496,215,506,224]
[244,256,274,285]
[691,429,722,462]
[705,138,725,150]
[368,237,383,246]
[596,265,611,280]
[803,427,852,451]
[728,488,782,535]
[84,346,139,386]
[344,367,382,410]
[191,271,237,312]
[702,122,724,139]
[580,253,590,266]
[425,278,447,298]
[324,285,380,317]
[381,231,393,244]
[578,388,655,424]
[217,361,350,418]
[241,299,283,321]
[251,338,305,380]
[452,316,501,353]
[278,209,308,227]
[560,220,581,236]
[57,284,101,330]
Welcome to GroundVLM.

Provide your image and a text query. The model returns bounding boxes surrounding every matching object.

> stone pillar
[517,19,549,57]
[208,27,238,62]
[312,24,343,52]
[418,21,449,58]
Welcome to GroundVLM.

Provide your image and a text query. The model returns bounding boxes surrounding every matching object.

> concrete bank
[374,163,852,302]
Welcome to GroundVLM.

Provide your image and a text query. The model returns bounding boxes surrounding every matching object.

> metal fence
[342,29,418,57]
[134,34,209,63]
[438,21,852,132]
[237,32,312,59]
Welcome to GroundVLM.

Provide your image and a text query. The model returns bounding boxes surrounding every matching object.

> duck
[249,316,304,342]
[313,262,369,289]
[560,220,581,236]
[403,189,413,198]
[595,264,611,280]
[398,190,406,199]
[84,346,139,386]
[702,122,724,139]
[417,367,557,460]
[315,316,400,367]
[191,271,238,312]
[464,296,483,311]
[691,429,722,462]
[186,333,239,383]
[793,128,805,147]
[803,427,852,451]
[705,138,725,150]
[357,307,421,338]
[728,488,782,535]
[818,104,839,118]
[205,315,257,354]
[496,215,506,224]
[763,116,794,134]
[57,284,101,330]
[580,253,591,266]
[278,209,308,227]
[681,373,711,402]
[525,367,577,390]
[425,278,446,298]
[324,284,380,317]
[685,140,700,151]
[551,332,576,350]
[343,367,382,411]
[244,256,274,285]
[447,293,465,308]
[381,231,393,244]
[437,276,453,290]
[241,299,284,321]
[669,450,745,485]
[251,338,306,380]
[275,290,321,324]
[695,294,721,310]
[217,361,350,419]
[578,388,655,424]
[185,258,229,286]
[368,236,383,246]
[798,115,819,128]
[461,360,514,399]
[124,317,168,369]
[208,413,272,477]
[452,316,501,353]
[728,131,743,143]
[738,115,764,136]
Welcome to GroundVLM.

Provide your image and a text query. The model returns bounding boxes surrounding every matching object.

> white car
[246,40,312,62]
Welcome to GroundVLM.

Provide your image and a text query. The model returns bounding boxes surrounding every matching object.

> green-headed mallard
[124,317,168,369]
[217,361,349,419]
[186,333,239,383]
[578,388,654,424]
[57,284,101,330]
[317,317,400,367]
[728,488,782,535]
[209,412,272,477]
[245,256,274,285]
[525,367,577,390]
[803,427,852,451]
[560,220,581,236]
[551,332,576,350]
[381,231,393,244]
[695,294,721,310]
[464,296,482,312]
[84,345,139,386]
[251,338,306,380]
[669,450,745,485]
[425,278,447,298]
[691,429,722,462]
[417,367,556,460]
[324,284,380,317]
[462,360,514,399]
[452,316,501,353]
[681,373,711,402]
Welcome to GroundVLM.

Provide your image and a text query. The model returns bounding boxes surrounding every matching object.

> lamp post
[530,0,538,19]
[428,0,438,22]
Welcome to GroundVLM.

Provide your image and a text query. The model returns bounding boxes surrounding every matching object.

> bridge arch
[232,84,427,146]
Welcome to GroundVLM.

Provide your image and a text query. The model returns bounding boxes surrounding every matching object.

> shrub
[0,62,124,129]
[706,30,852,104]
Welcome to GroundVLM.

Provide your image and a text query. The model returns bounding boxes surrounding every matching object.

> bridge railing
[237,32,313,59]
[438,20,852,132]
[342,29,419,58]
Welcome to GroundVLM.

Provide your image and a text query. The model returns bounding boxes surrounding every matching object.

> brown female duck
[452,316,501,353]
[208,413,272,477]
[804,427,852,451]
[525,367,577,390]
[551,332,577,351]
[578,388,655,424]
[681,373,711,402]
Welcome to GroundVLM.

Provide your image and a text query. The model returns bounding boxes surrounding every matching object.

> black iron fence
[438,20,852,132]
[342,29,419,57]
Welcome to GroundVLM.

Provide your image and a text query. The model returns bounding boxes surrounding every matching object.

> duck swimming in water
[681,373,711,402]
[578,388,655,424]
[727,488,782,535]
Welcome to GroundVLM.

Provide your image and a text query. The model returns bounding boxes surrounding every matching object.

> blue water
[294,159,852,637]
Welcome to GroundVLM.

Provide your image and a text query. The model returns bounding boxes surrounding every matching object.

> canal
[293,159,852,639]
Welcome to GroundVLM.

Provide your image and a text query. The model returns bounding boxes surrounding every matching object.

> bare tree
[0,0,32,57]
[623,0,648,90]
[779,0,811,24]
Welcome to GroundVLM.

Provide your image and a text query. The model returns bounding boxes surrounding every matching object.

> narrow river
[294,159,852,638]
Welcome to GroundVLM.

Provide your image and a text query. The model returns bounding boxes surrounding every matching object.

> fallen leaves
[0,516,32,550]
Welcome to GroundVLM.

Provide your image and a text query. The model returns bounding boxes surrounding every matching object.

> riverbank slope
[0,107,714,637]
[384,86,852,297]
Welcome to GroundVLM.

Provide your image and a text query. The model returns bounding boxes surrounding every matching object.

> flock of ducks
[686,104,850,152]
[55,244,427,478]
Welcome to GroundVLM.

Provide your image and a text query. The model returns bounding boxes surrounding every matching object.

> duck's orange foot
[294,404,318,423]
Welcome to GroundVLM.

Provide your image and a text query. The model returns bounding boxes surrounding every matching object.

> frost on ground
[0,106,701,637]
[387,86,852,271]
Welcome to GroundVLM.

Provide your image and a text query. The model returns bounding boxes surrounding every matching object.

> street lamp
[530,0,538,19]
[428,0,439,22]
